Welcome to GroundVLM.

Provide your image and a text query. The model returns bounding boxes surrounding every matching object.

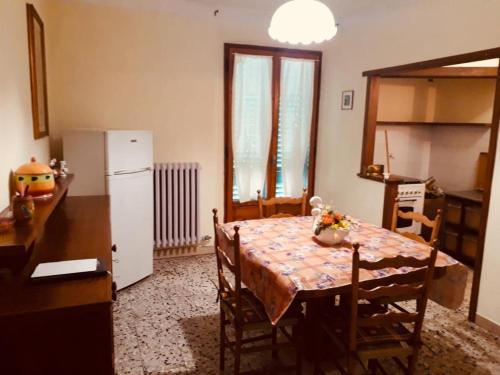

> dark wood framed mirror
[26,3,49,139]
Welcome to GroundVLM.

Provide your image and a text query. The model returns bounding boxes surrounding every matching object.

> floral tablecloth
[222,216,467,324]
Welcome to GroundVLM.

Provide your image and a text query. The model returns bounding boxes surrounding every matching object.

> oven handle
[397,198,418,202]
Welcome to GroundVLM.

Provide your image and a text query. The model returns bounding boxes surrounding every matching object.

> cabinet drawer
[464,206,481,231]
[445,202,462,225]
[462,235,478,259]
[444,230,459,252]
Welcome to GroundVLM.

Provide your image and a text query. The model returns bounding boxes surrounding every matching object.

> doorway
[358,47,500,322]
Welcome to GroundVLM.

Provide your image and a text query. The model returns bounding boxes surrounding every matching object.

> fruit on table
[14,157,55,197]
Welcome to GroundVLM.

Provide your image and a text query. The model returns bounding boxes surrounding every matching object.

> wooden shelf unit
[376,121,491,127]
[441,190,483,267]
[379,66,498,79]
[0,175,74,272]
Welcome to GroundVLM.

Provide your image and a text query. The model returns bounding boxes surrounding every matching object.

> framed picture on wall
[27,3,49,139]
[341,90,354,110]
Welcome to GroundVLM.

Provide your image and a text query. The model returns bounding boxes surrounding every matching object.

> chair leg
[313,319,327,375]
[219,309,226,372]
[407,346,420,375]
[271,327,278,359]
[293,325,302,375]
[368,359,377,375]
[348,352,357,375]
[234,326,242,375]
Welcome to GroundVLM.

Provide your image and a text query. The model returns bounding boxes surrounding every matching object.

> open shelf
[376,121,491,127]
[0,175,73,271]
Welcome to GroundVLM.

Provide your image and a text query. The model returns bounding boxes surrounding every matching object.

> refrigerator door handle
[112,167,152,176]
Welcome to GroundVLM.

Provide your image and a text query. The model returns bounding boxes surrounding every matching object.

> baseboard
[154,245,213,259]
[476,313,500,336]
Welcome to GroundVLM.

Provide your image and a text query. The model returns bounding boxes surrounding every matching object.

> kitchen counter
[445,190,483,203]
[358,173,422,184]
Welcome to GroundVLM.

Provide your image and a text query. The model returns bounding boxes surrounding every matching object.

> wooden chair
[257,189,307,219]
[315,242,438,375]
[391,203,442,245]
[212,209,303,375]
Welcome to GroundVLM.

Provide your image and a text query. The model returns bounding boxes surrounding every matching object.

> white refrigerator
[63,129,154,290]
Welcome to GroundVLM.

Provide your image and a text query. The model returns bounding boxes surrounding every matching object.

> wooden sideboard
[0,177,115,374]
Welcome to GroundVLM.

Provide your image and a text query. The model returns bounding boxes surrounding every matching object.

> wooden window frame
[224,43,322,222]
[358,47,500,323]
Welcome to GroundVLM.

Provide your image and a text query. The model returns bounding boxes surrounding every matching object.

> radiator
[154,163,200,249]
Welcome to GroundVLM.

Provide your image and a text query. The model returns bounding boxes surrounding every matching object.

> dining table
[221,215,468,353]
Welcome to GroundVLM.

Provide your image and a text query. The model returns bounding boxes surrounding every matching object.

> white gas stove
[396,183,426,234]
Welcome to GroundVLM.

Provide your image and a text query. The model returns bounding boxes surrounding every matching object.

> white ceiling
[182,0,389,19]
[73,0,401,26]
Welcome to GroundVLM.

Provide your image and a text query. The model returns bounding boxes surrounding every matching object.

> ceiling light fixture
[268,0,337,45]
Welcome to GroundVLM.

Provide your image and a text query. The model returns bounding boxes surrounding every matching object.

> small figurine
[309,196,324,217]
[49,158,60,178]
[11,183,35,224]
[59,160,69,177]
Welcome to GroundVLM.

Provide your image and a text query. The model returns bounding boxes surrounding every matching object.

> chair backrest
[349,242,438,351]
[257,189,307,219]
[212,209,243,318]
[391,203,442,245]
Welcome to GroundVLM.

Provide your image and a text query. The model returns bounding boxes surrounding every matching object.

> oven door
[396,199,419,233]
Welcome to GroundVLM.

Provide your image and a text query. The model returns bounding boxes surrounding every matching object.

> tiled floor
[114,255,500,374]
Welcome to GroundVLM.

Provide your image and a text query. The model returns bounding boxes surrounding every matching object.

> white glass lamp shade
[268,0,337,45]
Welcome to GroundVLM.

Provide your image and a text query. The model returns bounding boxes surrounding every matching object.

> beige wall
[374,125,432,180]
[0,0,51,209]
[480,127,500,325]
[313,0,500,326]
[373,125,491,191]
[377,78,496,124]
[48,1,223,240]
[317,0,500,324]
[378,79,438,122]
[434,79,496,123]
[429,126,491,191]
[316,0,500,222]
[46,0,327,239]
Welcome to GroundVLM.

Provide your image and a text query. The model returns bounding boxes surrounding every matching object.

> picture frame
[341,90,354,110]
[26,4,49,139]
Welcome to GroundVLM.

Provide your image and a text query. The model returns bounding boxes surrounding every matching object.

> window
[224,44,321,221]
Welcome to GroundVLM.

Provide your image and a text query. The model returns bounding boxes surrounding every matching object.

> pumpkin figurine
[14,157,55,199]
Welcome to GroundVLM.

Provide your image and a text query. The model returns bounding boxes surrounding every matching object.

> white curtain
[279,57,315,197]
[232,54,273,202]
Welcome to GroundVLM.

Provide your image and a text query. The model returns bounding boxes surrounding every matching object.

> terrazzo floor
[113,254,500,375]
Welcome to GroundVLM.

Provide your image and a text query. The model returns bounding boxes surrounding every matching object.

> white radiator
[154,163,200,249]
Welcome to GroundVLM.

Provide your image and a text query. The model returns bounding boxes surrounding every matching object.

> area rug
[113,254,500,374]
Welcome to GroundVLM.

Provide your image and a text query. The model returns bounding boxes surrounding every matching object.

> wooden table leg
[302,298,330,362]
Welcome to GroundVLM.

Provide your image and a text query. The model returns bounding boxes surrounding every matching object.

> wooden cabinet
[0,180,114,374]
[441,190,483,266]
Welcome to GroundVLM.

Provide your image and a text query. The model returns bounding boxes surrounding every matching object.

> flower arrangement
[310,196,353,245]
[314,208,352,236]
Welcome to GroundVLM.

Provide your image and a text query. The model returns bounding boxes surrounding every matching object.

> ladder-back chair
[316,242,438,374]
[391,203,442,245]
[257,189,307,219]
[212,209,303,374]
